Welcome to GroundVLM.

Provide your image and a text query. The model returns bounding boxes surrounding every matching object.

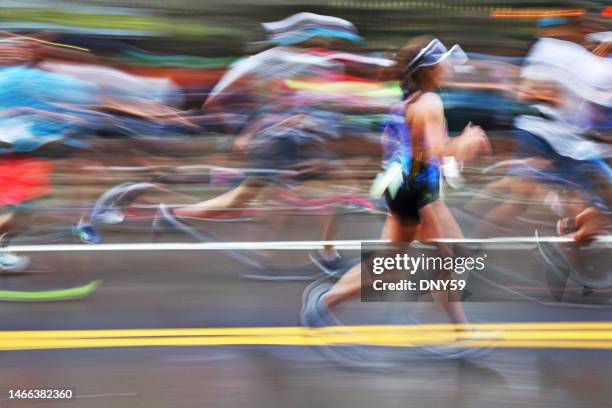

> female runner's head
[386,36,467,97]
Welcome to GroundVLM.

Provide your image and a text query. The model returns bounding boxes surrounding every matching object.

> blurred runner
[0,34,97,270]
[166,13,372,270]
[302,37,490,329]
[474,16,611,243]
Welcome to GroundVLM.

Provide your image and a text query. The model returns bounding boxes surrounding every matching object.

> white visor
[402,39,468,77]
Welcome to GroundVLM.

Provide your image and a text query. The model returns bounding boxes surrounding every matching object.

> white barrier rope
[1,236,610,252]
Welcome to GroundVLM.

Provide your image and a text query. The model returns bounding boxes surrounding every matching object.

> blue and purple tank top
[381,99,440,188]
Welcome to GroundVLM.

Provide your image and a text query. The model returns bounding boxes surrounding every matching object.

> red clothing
[0,157,52,205]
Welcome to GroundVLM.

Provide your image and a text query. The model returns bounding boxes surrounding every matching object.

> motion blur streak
[10,36,91,52]
[491,9,586,18]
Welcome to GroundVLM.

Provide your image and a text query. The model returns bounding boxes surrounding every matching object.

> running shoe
[0,252,30,272]
[309,249,344,277]
[537,235,612,291]
[300,278,340,327]
[76,224,102,244]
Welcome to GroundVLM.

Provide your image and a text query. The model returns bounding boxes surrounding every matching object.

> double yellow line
[2,322,612,351]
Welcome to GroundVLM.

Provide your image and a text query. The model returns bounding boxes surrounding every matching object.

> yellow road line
[2,321,612,339]
[1,336,612,351]
[1,322,612,351]
[462,340,612,349]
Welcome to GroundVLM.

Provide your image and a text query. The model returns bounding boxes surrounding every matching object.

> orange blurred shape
[491,8,585,19]
[602,7,612,17]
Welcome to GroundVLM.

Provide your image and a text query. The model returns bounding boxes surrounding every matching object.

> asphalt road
[0,210,611,408]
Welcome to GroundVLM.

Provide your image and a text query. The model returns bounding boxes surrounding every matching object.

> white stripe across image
[0,236,610,252]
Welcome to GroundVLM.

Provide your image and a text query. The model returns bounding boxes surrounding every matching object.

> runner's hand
[572,207,609,243]
[451,123,491,163]
[593,42,611,57]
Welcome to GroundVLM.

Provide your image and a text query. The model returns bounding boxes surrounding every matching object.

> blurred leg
[419,201,469,326]
[321,213,339,257]
[324,214,418,308]
[174,178,266,218]
[475,178,537,237]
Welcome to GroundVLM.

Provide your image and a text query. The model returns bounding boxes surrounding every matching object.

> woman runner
[302,36,491,329]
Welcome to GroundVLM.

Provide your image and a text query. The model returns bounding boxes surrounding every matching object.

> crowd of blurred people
[0,7,610,273]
